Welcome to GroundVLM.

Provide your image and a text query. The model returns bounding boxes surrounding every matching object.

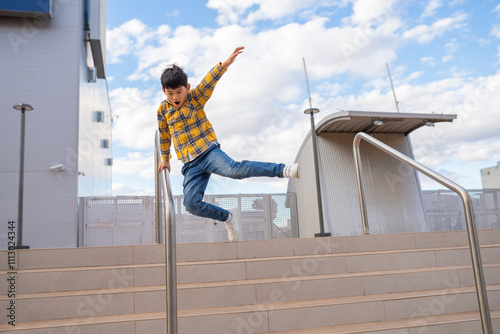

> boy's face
[163,83,191,109]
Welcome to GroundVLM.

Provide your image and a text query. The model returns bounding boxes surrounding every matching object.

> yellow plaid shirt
[157,63,227,163]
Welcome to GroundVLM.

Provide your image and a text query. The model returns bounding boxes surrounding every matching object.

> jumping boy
[157,46,299,242]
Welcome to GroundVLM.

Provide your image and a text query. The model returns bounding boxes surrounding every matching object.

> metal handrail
[353,132,492,334]
[154,130,178,334]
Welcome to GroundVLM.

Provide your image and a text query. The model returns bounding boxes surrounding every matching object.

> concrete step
[2,229,499,272]
[1,287,499,333]
[2,243,499,295]
[1,229,499,333]
[3,262,500,323]
[267,310,500,334]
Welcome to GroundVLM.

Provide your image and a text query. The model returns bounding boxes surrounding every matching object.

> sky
[105,0,500,197]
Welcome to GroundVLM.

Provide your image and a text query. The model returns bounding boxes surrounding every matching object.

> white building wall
[78,53,112,197]
[481,162,500,189]
[0,0,111,249]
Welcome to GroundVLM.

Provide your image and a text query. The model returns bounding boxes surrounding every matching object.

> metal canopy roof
[315,110,457,135]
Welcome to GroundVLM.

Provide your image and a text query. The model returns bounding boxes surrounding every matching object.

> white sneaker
[283,163,300,178]
[224,207,240,242]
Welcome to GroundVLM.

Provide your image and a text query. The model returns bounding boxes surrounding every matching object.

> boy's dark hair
[161,64,188,89]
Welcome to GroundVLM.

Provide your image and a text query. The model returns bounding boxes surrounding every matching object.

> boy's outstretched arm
[222,46,244,69]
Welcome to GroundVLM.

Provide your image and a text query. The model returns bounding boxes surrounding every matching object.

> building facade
[0,0,112,249]
[481,162,500,189]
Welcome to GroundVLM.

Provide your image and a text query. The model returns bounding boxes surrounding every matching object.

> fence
[422,189,500,231]
[79,193,298,247]
[78,189,500,247]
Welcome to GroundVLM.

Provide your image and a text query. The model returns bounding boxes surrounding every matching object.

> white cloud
[421,56,436,66]
[442,55,454,62]
[246,0,320,23]
[206,0,257,25]
[455,141,500,163]
[107,19,156,64]
[402,13,468,43]
[348,0,400,26]
[491,25,500,39]
[477,38,491,46]
[445,38,459,53]
[113,151,155,179]
[206,0,340,25]
[110,86,162,150]
[407,74,500,164]
[421,0,444,18]
[494,4,500,17]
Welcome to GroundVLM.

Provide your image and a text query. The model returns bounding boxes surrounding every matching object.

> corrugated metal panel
[288,136,322,238]
[317,133,364,236]
[295,133,428,236]
[359,133,427,234]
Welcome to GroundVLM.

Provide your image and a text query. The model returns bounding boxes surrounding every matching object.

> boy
[157,46,299,242]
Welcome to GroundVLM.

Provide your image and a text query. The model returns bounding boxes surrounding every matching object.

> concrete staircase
[1,229,500,333]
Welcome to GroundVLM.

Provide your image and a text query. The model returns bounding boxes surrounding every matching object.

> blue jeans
[181,144,285,221]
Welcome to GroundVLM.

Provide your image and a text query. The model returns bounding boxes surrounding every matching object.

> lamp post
[302,58,330,237]
[13,103,33,250]
[304,107,330,237]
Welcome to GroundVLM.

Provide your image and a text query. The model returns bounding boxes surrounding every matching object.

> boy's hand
[158,160,171,173]
[222,46,244,69]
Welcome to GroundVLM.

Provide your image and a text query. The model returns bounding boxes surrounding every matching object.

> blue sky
[106,0,500,196]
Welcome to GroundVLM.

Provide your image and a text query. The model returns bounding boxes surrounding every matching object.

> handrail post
[155,131,178,334]
[353,135,370,235]
[154,140,163,244]
[460,190,492,334]
[353,132,492,333]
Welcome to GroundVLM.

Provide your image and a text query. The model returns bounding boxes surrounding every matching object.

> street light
[13,103,33,250]
[304,107,330,237]
[302,57,330,237]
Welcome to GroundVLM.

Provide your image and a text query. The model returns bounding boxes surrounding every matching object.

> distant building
[481,162,500,189]
[0,0,112,249]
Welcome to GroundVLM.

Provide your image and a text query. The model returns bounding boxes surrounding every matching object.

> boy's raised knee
[183,198,202,216]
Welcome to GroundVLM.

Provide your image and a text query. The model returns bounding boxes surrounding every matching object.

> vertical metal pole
[155,131,177,334]
[302,58,330,237]
[309,113,327,236]
[461,191,493,334]
[386,63,400,113]
[162,173,177,334]
[13,104,33,249]
[353,135,370,235]
[154,143,162,244]
[17,108,26,248]
[303,58,313,110]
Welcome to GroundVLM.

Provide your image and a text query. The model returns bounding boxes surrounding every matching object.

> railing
[353,132,493,334]
[154,130,178,334]
[423,189,500,231]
